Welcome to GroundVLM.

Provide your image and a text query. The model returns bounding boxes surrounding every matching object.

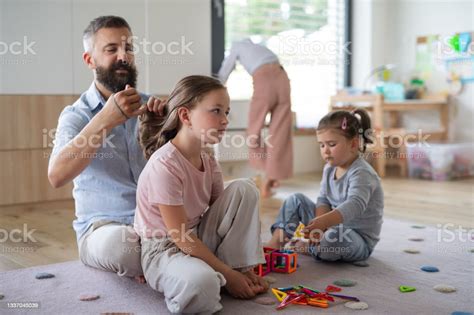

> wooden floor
[1,173,473,272]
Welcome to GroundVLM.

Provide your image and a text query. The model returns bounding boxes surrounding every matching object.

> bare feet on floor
[243,270,269,294]
[134,275,146,284]
[260,179,280,198]
[222,270,268,299]
[264,229,290,250]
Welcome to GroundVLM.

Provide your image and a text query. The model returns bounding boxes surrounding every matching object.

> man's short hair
[83,15,131,52]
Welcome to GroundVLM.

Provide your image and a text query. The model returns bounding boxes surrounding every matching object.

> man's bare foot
[134,275,146,284]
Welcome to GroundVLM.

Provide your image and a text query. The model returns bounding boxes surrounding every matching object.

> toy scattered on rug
[270,284,360,310]
[254,247,298,276]
[293,222,306,239]
[79,294,100,301]
[399,285,416,293]
[421,265,439,272]
[333,279,357,287]
[253,296,277,305]
[403,248,421,254]
[433,284,457,293]
[345,301,369,310]
[286,223,310,251]
[35,272,55,279]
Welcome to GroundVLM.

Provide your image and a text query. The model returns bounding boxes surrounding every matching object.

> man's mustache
[111,62,134,71]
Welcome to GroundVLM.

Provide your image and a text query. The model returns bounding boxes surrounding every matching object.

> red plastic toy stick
[325,285,342,292]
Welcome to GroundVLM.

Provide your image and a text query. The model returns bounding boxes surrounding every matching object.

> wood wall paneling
[0,149,73,205]
[0,95,77,150]
[0,95,77,205]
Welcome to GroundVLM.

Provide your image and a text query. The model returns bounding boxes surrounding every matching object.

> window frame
[212,0,352,87]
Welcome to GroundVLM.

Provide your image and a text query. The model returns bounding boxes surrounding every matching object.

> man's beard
[96,60,138,93]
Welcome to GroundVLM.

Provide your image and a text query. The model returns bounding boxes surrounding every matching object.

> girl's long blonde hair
[139,75,225,160]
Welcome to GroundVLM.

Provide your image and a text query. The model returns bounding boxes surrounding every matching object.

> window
[221,0,350,128]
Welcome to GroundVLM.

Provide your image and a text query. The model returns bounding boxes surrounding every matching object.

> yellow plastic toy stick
[271,288,288,302]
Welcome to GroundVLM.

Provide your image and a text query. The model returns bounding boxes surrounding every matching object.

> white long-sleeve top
[218,38,279,83]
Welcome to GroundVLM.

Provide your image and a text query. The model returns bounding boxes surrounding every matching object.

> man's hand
[100,85,167,129]
[99,85,145,128]
[112,85,146,119]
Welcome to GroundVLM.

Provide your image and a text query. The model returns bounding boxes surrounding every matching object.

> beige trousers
[78,220,142,277]
[141,179,265,314]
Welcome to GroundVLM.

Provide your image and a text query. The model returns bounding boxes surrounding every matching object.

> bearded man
[48,16,163,280]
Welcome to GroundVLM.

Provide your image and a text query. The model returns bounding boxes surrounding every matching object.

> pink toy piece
[313,293,335,302]
[254,247,276,276]
[276,294,305,310]
[262,249,273,275]
[301,288,318,297]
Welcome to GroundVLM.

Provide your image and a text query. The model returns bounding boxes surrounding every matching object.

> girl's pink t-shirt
[134,141,224,238]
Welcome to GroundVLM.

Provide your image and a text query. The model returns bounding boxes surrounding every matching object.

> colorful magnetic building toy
[271,284,360,310]
[254,247,298,276]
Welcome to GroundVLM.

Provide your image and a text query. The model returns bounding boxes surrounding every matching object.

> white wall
[387,0,474,142]
[1,0,74,94]
[351,0,374,88]
[293,136,323,173]
[145,0,211,94]
[0,0,211,95]
[351,0,394,88]
[352,0,474,142]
